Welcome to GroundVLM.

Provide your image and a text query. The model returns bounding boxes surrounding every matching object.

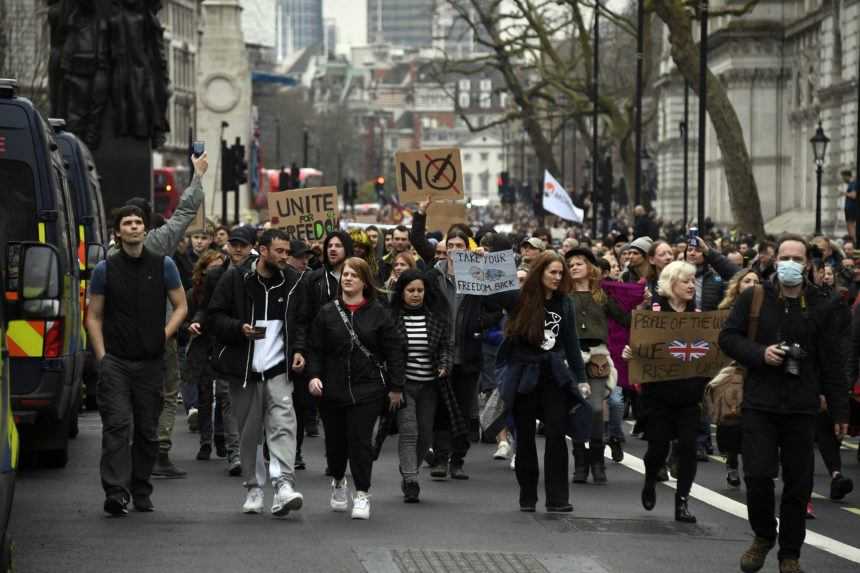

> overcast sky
[323,0,633,56]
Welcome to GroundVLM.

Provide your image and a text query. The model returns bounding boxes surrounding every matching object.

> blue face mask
[777,260,805,287]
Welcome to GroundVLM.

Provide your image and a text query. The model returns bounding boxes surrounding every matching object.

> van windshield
[0,159,37,243]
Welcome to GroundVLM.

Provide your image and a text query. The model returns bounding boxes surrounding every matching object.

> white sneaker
[493,441,512,460]
[271,480,303,516]
[187,407,198,430]
[330,478,348,512]
[510,454,516,471]
[242,487,264,514]
[351,491,371,520]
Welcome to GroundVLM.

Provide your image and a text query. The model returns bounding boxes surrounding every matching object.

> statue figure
[48,0,170,149]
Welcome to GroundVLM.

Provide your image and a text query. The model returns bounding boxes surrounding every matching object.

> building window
[480,92,491,109]
[480,79,491,91]
[499,92,508,108]
[458,92,470,108]
[464,173,473,193]
[480,173,489,195]
[480,152,488,162]
[459,79,470,91]
[464,152,472,161]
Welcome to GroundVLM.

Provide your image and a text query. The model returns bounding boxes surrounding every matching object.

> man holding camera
[719,235,850,573]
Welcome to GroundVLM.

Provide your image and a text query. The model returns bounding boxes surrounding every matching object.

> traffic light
[221,139,235,191]
[498,171,514,204]
[231,139,247,187]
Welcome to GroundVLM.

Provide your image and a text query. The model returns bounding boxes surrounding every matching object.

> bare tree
[0,0,51,110]
[650,0,765,237]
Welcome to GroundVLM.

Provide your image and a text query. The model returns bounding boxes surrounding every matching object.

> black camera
[776,342,807,376]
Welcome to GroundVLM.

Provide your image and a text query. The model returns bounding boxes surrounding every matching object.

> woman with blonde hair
[385,251,417,291]
[622,260,706,523]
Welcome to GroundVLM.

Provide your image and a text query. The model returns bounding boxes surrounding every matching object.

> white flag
[542,170,583,223]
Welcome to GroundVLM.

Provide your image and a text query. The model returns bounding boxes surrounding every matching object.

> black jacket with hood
[207,261,311,384]
[306,231,354,320]
[307,297,406,406]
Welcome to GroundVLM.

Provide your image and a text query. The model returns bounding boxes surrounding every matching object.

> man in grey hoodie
[124,153,208,477]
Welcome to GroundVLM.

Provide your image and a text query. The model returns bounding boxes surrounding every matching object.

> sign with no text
[628,310,731,384]
[268,187,340,241]
[426,201,468,233]
[452,249,518,295]
[396,148,464,202]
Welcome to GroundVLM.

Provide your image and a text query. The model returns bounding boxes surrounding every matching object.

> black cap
[564,247,597,266]
[227,226,256,246]
[289,239,310,257]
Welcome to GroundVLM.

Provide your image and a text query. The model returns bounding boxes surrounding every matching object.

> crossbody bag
[335,301,389,386]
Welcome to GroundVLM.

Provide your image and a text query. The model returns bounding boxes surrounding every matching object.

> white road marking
[606,447,860,564]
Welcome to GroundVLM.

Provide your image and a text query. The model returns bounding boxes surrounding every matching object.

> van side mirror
[83,243,106,280]
[5,243,61,318]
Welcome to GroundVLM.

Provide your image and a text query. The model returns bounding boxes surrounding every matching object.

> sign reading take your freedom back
[452,249,518,295]
[268,187,340,241]
[628,310,731,384]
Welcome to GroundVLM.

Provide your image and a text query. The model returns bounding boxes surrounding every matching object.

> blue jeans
[606,386,625,441]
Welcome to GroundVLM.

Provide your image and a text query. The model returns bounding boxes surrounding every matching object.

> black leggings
[815,409,843,475]
[320,399,383,492]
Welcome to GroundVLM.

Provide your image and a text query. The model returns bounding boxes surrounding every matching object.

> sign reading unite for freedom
[268,187,340,241]
[628,310,731,384]
[452,250,518,295]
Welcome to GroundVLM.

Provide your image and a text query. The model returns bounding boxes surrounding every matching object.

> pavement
[8,412,860,573]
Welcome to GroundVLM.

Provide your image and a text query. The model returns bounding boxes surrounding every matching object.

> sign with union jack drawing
[628,310,730,384]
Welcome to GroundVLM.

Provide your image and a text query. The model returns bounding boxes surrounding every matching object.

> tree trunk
[653,1,767,238]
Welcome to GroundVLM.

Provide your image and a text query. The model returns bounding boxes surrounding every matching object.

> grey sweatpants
[229,373,297,489]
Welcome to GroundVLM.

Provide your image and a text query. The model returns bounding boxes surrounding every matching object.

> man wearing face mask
[719,235,850,573]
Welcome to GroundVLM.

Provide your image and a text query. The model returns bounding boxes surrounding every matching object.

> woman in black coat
[389,269,452,503]
[503,251,588,513]
[307,257,405,520]
[623,260,705,523]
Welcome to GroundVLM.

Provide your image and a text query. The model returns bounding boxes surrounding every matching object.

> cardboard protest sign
[396,148,464,202]
[628,310,731,384]
[452,249,518,295]
[268,187,340,241]
[186,200,206,234]
[426,201,467,233]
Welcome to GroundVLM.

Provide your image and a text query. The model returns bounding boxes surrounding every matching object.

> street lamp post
[810,121,830,236]
[592,0,600,239]
[697,0,708,231]
[681,81,690,225]
[634,0,644,207]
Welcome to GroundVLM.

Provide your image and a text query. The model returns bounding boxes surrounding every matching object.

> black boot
[641,479,656,510]
[590,442,607,485]
[675,494,697,523]
[572,443,589,483]
[152,452,187,478]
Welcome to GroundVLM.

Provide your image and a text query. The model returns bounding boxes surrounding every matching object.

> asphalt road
[9,412,860,573]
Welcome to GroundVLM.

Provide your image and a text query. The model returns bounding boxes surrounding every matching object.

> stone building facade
[653,0,860,236]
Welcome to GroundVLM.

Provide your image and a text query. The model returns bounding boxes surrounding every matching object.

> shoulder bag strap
[748,285,765,341]
[335,301,379,366]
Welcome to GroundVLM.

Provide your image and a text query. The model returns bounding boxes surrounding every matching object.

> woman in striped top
[390,269,452,503]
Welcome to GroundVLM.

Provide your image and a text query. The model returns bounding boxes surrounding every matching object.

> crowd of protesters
[88,159,858,573]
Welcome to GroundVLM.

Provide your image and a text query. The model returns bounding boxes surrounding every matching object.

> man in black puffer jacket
[207,229,311,517]
[720,235,849,573]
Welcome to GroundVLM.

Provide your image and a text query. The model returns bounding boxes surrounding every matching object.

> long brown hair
[506,251,572,346]
[191,251,224,305]
[341,256,379,301]
[569,254,607,305]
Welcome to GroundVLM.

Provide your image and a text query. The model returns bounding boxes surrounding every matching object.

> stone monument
[48,0,171,215]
